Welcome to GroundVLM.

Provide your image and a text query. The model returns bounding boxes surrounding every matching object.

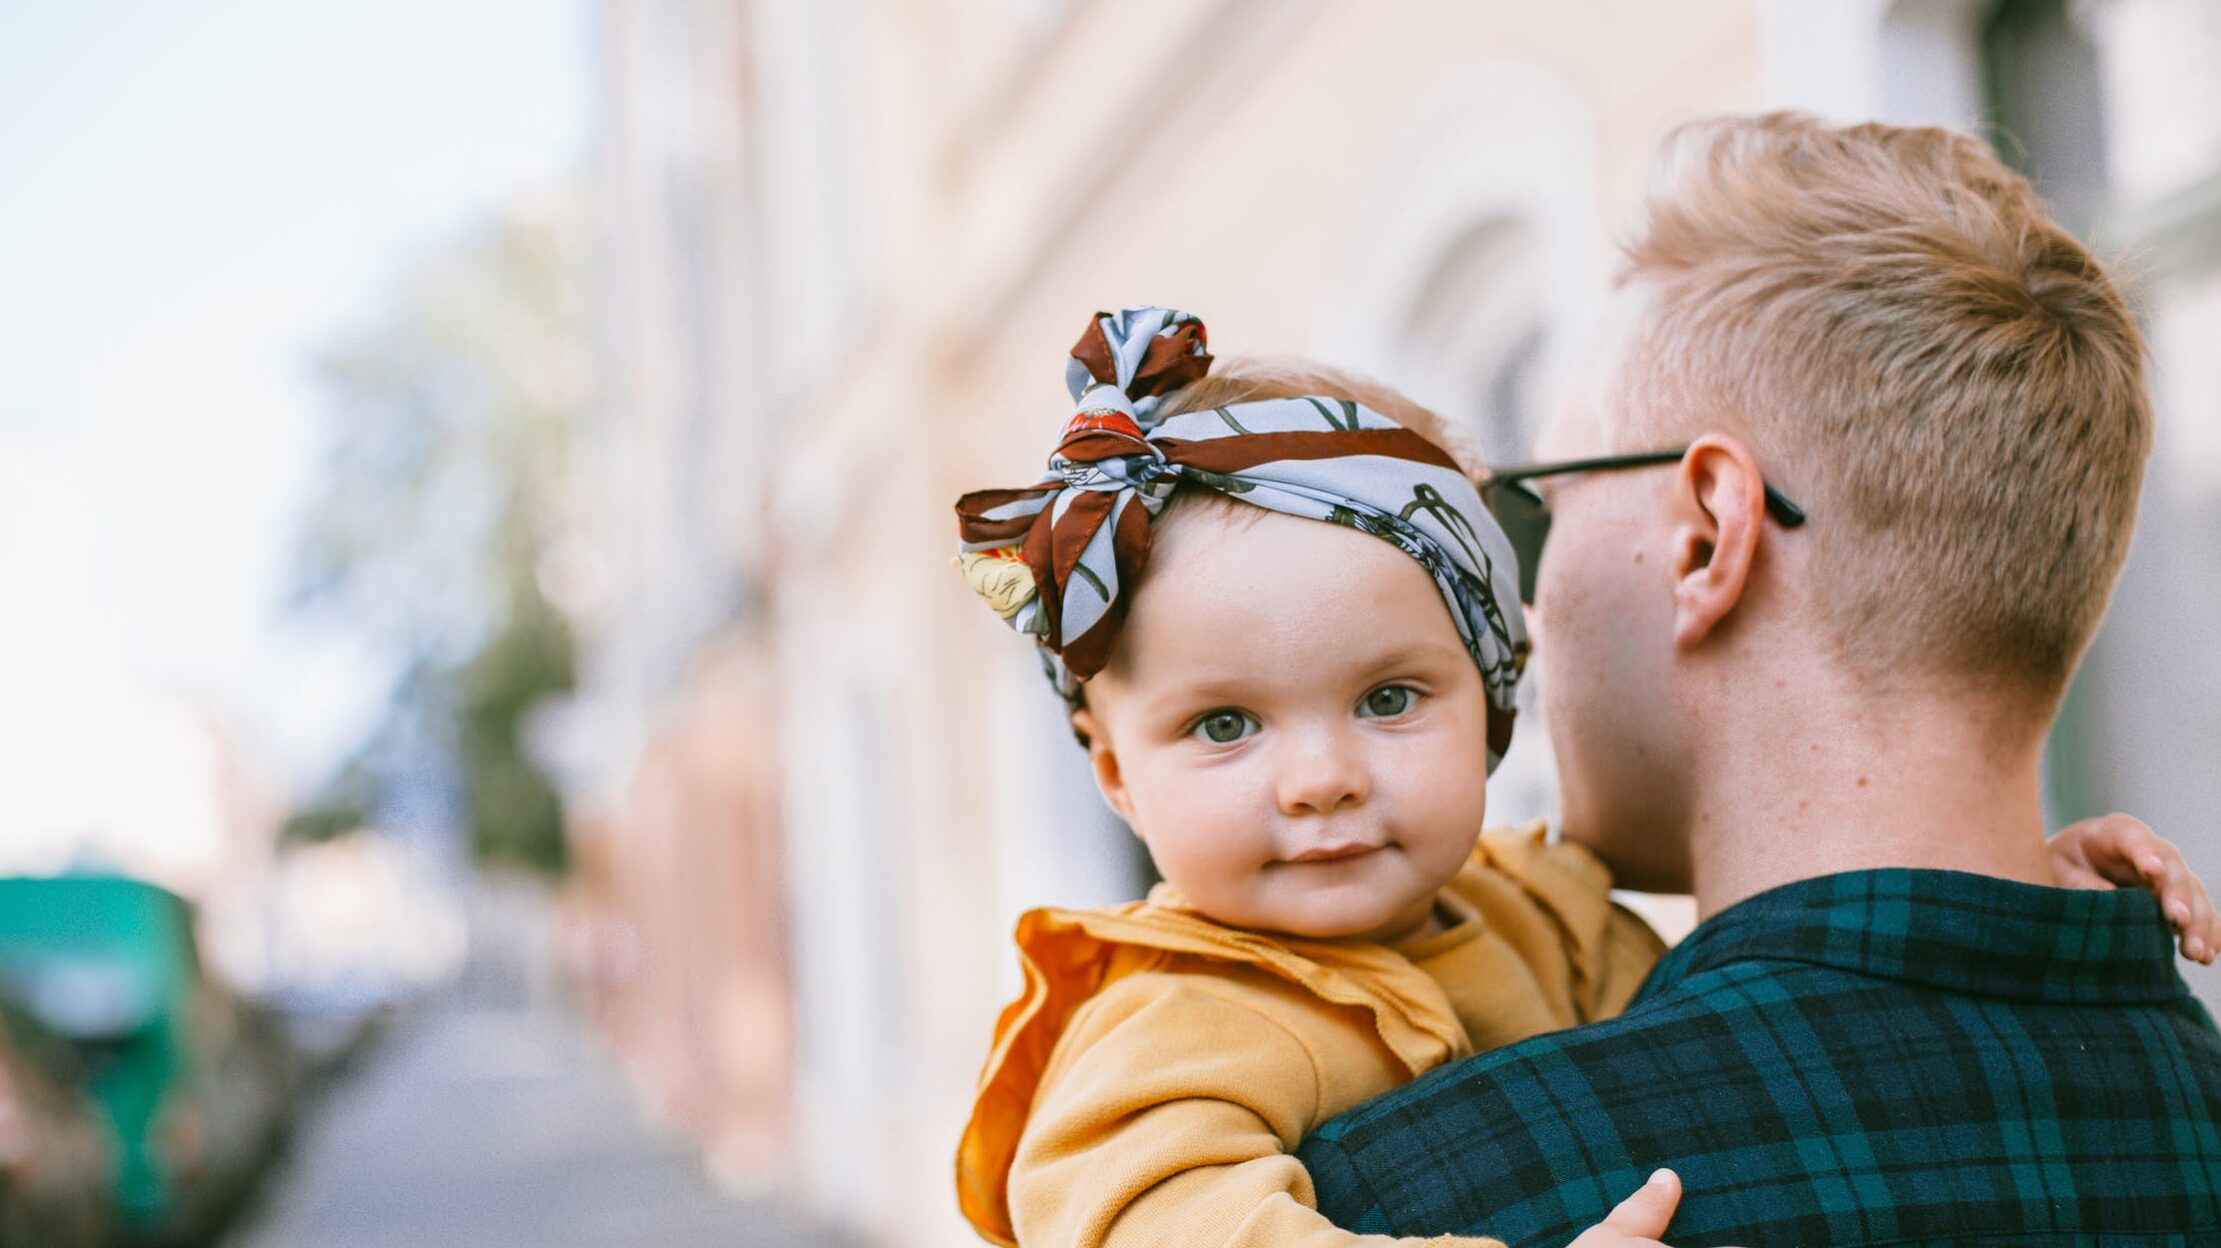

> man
[1296,113,2221,1246]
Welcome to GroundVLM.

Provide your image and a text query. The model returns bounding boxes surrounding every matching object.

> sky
[0,0,591,792]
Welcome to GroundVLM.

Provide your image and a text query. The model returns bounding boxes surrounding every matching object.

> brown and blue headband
[954,306,1531,771]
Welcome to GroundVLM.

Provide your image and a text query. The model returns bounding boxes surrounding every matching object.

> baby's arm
[1011,973,1693,1248]
[1009,972,1507,1248]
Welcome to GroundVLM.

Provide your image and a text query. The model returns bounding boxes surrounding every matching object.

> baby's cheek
[1400,720,1488,803]
[1406,743,1490,862]
[1133,780,1266,890]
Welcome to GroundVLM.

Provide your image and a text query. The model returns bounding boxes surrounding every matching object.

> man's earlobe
[1669,435,1765,649]
[1070,706,1140,829]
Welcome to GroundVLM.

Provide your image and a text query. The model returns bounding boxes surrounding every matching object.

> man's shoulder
[1303,950,2221,1248]
[1315,941,2221,1155]
[1299,957,1799,1240]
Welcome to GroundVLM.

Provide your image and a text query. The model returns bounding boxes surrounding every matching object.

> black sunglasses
[1481,449,1808,605]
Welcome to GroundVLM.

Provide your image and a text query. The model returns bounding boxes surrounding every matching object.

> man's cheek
[1532,525,1601,642]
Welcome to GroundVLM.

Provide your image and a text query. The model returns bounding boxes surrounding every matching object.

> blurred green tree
[284,198,585,875]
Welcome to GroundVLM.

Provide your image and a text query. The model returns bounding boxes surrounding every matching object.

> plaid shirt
[1298,869,2221,1247]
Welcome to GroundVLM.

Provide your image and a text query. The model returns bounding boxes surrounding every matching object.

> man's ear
[1668,434,1766,649]
[1069,705,1141,831]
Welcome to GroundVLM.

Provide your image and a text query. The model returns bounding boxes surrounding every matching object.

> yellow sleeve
[1009,971,1507,1248]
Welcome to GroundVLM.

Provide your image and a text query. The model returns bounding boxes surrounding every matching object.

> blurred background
[1,1,2217,1245]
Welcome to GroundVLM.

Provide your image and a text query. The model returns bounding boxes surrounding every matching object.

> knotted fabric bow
[955,306,1530,771]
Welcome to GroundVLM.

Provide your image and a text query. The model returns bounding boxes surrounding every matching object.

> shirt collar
[1635,868,2189,1007]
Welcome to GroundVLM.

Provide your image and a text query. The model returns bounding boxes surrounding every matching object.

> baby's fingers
[2196,886,2221,966]
[2128,836,2217,964]
[2068,814,2169,888]
[2113,830,2216,964]
[2168,852,2221,965]
[1567,1170,1681,1246]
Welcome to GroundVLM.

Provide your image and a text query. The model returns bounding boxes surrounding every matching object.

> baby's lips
[1284,842,1381,865]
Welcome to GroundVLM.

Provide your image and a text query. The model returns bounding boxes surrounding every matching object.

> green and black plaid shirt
[1298,869,2221,1247]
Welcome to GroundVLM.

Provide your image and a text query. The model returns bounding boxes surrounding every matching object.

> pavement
[223,988,840,1248]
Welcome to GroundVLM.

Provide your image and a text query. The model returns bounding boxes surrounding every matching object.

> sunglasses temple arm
[1763,485,1807,528]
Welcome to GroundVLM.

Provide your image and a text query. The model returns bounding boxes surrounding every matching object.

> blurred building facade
[564,1,2221,1244]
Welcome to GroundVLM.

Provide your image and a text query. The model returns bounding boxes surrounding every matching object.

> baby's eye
[1193,709,1257,745]
[1359,685,1418,719]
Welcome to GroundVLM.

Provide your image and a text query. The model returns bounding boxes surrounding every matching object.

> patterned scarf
[954,306,1529,770]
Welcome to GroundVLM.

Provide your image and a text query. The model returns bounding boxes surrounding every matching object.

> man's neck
[1681,671,2058,919]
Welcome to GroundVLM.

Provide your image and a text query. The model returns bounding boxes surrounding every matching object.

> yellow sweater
[956,824,1668,1248]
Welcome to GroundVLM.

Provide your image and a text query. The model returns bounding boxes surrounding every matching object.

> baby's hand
[1566,1170,1731,1248]
[2049,813,2220,964]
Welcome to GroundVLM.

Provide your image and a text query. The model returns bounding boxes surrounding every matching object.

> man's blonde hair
[1608,112,2150,696]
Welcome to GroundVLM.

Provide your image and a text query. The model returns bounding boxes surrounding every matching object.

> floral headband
[954,306,1530,771]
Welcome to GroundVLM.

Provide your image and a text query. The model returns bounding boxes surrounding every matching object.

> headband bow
[955,307,1530,770]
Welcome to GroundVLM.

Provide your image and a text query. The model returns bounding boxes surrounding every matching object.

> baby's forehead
[1106,506,1473,686]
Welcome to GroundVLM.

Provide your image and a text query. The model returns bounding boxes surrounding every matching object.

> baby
[951,307,2214,1248]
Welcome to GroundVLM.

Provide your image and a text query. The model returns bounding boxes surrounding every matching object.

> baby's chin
[1242,887,1437,945]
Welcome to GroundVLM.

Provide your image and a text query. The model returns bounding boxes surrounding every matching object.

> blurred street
[224,980,833,1248]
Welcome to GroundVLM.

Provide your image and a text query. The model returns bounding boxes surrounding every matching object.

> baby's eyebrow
[1134,679,1255,716]
[1141,641,1467,712]
[1345,638,1470,676]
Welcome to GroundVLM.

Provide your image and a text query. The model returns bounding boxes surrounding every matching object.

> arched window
[1398,218,1550,464]
[1322,63,1604,827]
[1981,0,2111,233]
[1877,0,1992,128]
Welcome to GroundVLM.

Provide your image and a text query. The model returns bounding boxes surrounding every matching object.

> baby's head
[955,309,1526,944]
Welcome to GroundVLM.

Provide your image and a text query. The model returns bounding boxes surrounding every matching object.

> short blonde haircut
[1608,112,2150,696]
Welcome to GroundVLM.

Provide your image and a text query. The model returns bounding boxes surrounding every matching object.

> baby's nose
[1273,733,1371,816]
